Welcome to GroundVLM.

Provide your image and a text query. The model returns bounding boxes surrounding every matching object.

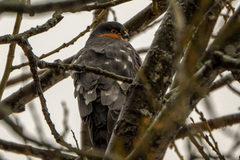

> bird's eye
[111,29,118,34]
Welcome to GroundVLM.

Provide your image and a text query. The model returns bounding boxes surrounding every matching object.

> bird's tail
[87,101,109,150]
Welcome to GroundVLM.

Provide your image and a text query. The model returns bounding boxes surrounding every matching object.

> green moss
[139,108,152,117]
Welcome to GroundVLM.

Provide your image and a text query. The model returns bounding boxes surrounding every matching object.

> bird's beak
[122,31,130,41]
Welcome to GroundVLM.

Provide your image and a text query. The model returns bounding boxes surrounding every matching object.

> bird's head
[90,22,130,41]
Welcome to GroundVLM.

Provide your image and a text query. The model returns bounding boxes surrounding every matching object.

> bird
[71,21,141,151]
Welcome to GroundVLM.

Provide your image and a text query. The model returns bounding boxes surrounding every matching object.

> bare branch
[0,12,63,44]
[37,60,133,84]
[6,70,46,87]
[209,73,234,92]
[171,141,184,160]
[124,0,168,37]
[176,112,240,139]
[195,108,225,159]
[202,5,240,62]
[71,130,80,150]
[187,126,210,160]
[106,0,223,159]
[0,11,23,100]
[0,104,56,148]
[171,0,222,89]
[0,139,76,160]
[17,34,106,160]
[61,101,70,138]
[19,38,78,153]
[0,57,71,116]
[0,0,131,15]
[11,9,107,70]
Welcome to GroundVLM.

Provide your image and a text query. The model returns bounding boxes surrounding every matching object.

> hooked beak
[122,31,130,41]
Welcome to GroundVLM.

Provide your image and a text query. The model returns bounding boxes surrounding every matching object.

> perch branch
[37,60,133,84]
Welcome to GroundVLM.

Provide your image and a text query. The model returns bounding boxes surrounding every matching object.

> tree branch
[17,35,107,160]
[0,139,76,160]
[11,9,107,70]
[0,11,63,44]
[187,132,210,159]
[209,73,234,92]
[171,0,222,89]
[125,4,240,160]
[6,70,46,87]
[0,11,23,100]
[0,0,168,119]
[202,5,240,62]
[0,11,65,118]
[0,0,131,15]
[176,112,240,139]
[124,0,167,37]
[38,60,133,84]
[194,108,225,159]
[105,0,222,158]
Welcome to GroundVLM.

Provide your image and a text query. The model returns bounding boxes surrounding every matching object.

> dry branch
[6,70,46,87]
[0,12,63,44]
[11,9,107,70]
[0,139,76,160]
[38,60,133,84]
[0,0,131,15]
[124,0,167,37]
[105,0,223,159]
[176,112,240,139]
[0,0,169,119]
[0,11,23,100]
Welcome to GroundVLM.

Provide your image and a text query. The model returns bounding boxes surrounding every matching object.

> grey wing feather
[77,94,93,117]
[71,38,141,149]
[72,40,141,119]
[101,82,120,106]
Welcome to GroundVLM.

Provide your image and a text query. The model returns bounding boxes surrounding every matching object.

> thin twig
[0,12,63,45]
[6,70,45,87]
[0,105,56,149]
[0,138,76,160]
[209,73,234,92]
[227,83,240,96]
[189,118,210,160]
[0,11,23,100]
[28,102,45,143]
[19,38,75,150]
[140,17,163,32]
[195,108,225,160]
[136,48,149,54]
[176,112,240,139]
[71,130,80,150]
[61,101,69,138]
[17,28,107,160]
[12,9,107,70]
[0,0,131,14]
[218,73,240,95]
[37,60,134,84]
[171,141,184,160]
[109,8,117,22]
